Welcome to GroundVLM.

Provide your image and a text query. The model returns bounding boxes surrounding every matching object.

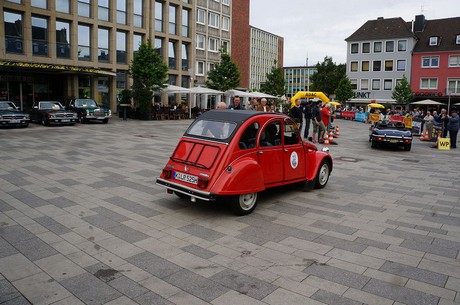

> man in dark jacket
[290,99,303,134]
[435,108,449,137]
[303,101,312,139]
[447,109,459,148]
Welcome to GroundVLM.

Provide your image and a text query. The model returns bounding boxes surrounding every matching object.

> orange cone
[323,132,330,145]
[335,125,340,137]
[422,130,429,141]
[432,131,441,148]
[420,131,425,141]
[329,131,334,143]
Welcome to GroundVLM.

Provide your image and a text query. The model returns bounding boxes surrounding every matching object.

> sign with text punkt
[438,138,451,150]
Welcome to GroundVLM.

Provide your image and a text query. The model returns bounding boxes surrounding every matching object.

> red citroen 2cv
[156,110,332,215]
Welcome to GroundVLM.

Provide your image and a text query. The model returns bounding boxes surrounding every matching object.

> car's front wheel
[371,139,378,148]
[230,193,258,216]
[314,160,330,189]
[41,116,48,126]
[102,118,109,124]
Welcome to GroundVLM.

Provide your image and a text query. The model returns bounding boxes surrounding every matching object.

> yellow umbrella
[329,101,341,106]
[367,103,385,108]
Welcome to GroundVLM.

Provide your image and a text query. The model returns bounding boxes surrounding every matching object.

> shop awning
[0,60,116,76]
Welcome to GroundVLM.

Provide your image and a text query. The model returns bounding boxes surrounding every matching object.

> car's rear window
[186,119,237,140]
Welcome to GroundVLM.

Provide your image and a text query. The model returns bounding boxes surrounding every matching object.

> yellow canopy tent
[290,91,329,107]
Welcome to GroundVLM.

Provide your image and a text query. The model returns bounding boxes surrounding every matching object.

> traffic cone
[432,131,441,148]
[335,125,340,137]
[422,130,429,141]
[420,131,425,141]
[323,132,329,145]
[329,131,334,143]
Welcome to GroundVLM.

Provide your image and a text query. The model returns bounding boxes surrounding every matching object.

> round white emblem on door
[290,151,298,169]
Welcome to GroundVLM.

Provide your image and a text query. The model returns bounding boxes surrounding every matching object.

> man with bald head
[216,101,227,109]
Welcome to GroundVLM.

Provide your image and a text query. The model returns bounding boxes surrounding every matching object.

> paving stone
[179,223,226,241]
[33,216,71,235]
[13,272,72,305]
[400,239,458,259]
[311,220,357,235]
[303,262,370,289]
[0,225,36,245]
[85,262,123,283]
[7,190,49,208]
[47,196,78,208]
[262,287,324,305]
[105,224,150,243]
[383,228,434,244]
[379,261,448,287]
[60,272,122,305]
[134,291,175,305]
[237,226,287,245]
[354,237,390,249]
[108,275,149,299]
[313,234,367,253]
[362,278,439,305]
[105,196,162,218]
[82,214,120,230]
[181,244,218,259]
[14,237,59,261]
[0,199,15,212]
[0,278,21,303]
[0,237,19,258]
[125,251,183,279]
[311,289,363,305]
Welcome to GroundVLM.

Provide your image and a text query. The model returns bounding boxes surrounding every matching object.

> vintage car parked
[0,101,30,127]
[64,98,112,124]
[29,101,78,126]
[369,121,413,151]
[156,110,333,215]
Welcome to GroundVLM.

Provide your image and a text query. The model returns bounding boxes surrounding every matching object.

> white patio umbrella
[224,89,254,98]
[250,91,277,99]
[161,84,191,94]
[411,99,444,105]
[189,86,224,95]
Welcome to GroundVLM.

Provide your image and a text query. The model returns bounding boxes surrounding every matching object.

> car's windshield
[0,102,17,110]
[39,102,63,110]
[75,99,98,108]
[186,119,237,140]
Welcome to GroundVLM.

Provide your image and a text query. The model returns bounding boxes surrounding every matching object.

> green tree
[334,76,355,103]
[392,75,414,105]
[128,39,168,114]
[310,56,346,96]
[260,61,285,96]
[205,49,240,91]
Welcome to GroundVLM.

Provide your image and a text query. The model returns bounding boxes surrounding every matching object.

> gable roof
[413,17,460,53]
[345,17,415,42]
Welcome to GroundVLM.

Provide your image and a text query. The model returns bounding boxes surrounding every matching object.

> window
[182,9,189,37]
[457,35,460,45]
[384,79,392,90]
[32,0,47,8]
[133,34,143,52]
[196,34,205,49]
[395,79,402,86]
[360,79,369,90]
[429,36,438,46]
[372,79,380,90]
[133,1,143,27]
[56,20,70,58]
[448,79,460,94]
[421,78,438,89]
[154,37,162,56]
[384,60,393,71]
[197,9,205,24]
[117,0,127,24]
[397,40,407,51]
[422,56,439,68]
[6,0,21,3]
[350,43,358,54]
[350,79,357,90]
[221,40,229,53]
[78,0,90,17]
[32,16,48,56]
[448,55,460,67]
[209,37,218,52]
[196,61,204,75]
[362,43,370,53]
[373,41,382,53]
[181,43,188,71]
[385,41,394,52]
[209,63,216,71]
[4,11,23,54]
[155,1,163,32]
[98,0,109,21]
[373,60,381,72]
[350,61,358,72]
[98,28,109,62]
[222,16,230,31]
[361,61,369,72]
[168,40,176,69]
[78,24,90,60]
[209,12,219,28]
[116,31,126,64]
[56,0,70,13]
[397,60,406,71]
[169,5,177,35]
[222,0,229,5]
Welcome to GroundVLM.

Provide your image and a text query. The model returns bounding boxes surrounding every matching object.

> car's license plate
[10,119,19,123]
[61,119,70,122]
[174,172,198,184]
[389,139,399,143]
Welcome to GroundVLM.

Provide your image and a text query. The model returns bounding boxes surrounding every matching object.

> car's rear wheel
[314,160,330,189]
[371,139,378,148]
[230,193,258,216]
[102,118,109,124]
[79,115,86,124]
[41,116,48,126]
[404,144,412,151]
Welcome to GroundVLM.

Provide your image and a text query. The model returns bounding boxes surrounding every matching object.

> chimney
[413,14,426,32]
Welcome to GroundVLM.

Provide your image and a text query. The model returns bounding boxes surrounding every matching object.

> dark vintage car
[0,101,30,127]
[369,121,413,151]
[156,110,333,215]
[64,98,112,124]
[29,101,78,126]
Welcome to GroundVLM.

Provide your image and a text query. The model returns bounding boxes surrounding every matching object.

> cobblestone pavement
[1,117,459,305]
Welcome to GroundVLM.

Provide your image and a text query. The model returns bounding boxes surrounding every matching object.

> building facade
[230,0,250,89]
[345,17,417,104]
[1,0,195,112]
[250,26,283,91]
[283,66,317,99]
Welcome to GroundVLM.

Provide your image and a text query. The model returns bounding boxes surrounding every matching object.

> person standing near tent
[447,109,459,148]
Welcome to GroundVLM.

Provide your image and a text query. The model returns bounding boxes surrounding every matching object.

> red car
[156,110,333,215]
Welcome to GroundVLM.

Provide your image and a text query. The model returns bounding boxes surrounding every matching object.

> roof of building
[345,17,415,41]
[413,17,460,53]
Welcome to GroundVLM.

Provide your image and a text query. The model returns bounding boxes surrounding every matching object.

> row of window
[351,78,460,92]
[421,55,460,68]
[196,9,230,31]
[350,60,407,72]
[196,35,229,52]
[196,61,216,76]
[350,40,407,54]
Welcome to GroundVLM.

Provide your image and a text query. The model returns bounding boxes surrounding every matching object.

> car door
[258,120,284,185]
[283,118,306,181]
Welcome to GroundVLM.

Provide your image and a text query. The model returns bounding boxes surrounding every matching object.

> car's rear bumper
[371,135,412,144]
[48,118,77,124]
[156,178,217,202]
[0,119,29,126]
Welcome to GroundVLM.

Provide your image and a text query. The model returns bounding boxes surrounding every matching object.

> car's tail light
[197,174,209,189]
[377,137,383,141]
[162,169,172,179]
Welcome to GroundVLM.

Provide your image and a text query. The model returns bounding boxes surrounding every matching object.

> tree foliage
[128,39,168,113]
[392,75,414,105]
[334,76,355,103]
[205,49,240,91]
[310,56,346,96]
[260,61,285,96]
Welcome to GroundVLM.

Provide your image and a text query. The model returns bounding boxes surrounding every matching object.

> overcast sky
[250,0,458,66]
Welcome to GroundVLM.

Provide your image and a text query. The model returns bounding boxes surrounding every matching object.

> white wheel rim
[318,164,329,185]
[239,193,257,211]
